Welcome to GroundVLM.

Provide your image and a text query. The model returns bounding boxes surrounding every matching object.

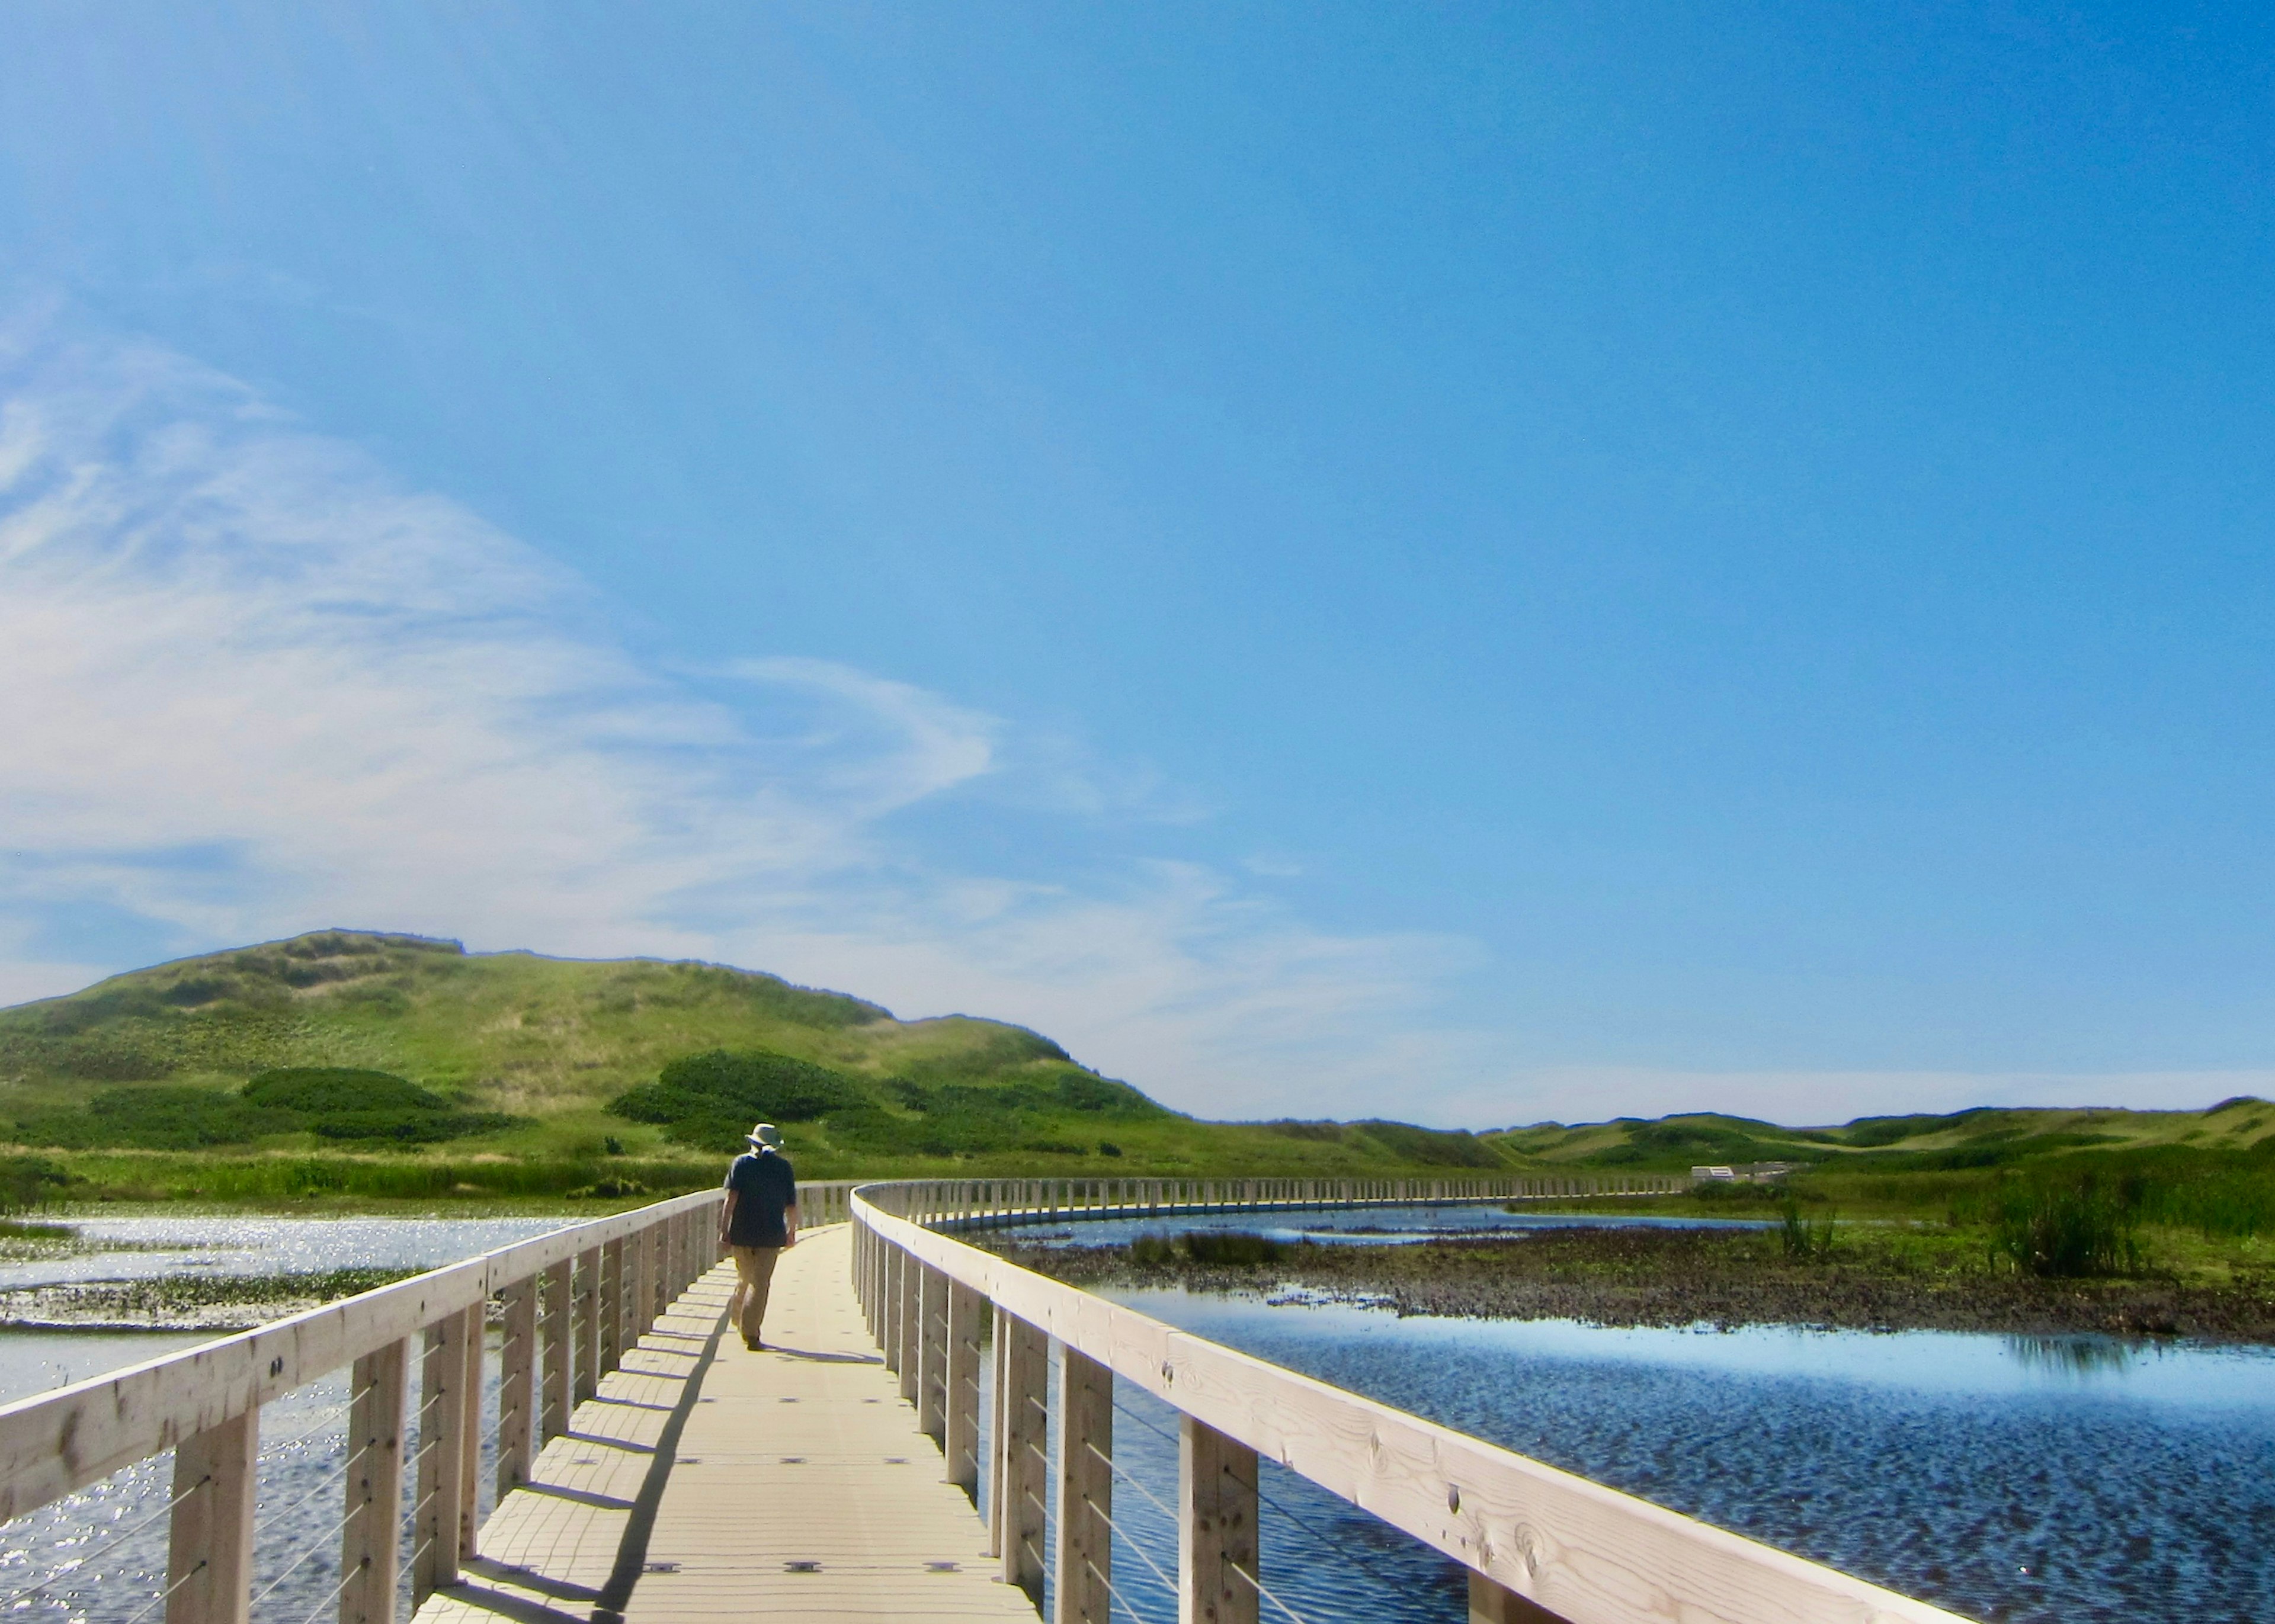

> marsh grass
[1991,1173,2142,1278]
[0,1266,419,1325]
[1778,1197,1840,1262]
[1129,1230,1288,1267]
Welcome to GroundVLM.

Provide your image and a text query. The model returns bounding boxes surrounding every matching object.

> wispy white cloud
[4,312,2248,1131]
[0,311,1479,1118]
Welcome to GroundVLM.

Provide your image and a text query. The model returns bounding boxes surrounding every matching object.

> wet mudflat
[1001,1221,2275,1341]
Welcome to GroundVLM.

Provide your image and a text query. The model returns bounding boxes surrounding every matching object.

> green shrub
[309,1111,518,1144]
[243,1067,446,1113]
[11,1086,294,1149]
[1126,1230,1286,1268]
[0,1155,70,1214]
[1991,1172,2141,1277]
[1181,1230,1286,1266]
[610,1048,860,1133]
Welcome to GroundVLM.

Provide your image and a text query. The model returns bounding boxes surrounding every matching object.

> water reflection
[978,1200,1770,1249]
[2004,1333,2156,1378]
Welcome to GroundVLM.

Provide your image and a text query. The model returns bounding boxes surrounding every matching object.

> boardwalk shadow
[431,1580,590,1624]
[757,1345,883,1365]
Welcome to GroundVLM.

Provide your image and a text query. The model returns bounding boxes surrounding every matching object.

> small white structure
[1691,1162,1795,1183]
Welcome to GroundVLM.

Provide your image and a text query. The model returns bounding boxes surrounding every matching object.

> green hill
[1485,1099,2275,1171]
[0,930,1516,1200]
[2,930,2266,1220]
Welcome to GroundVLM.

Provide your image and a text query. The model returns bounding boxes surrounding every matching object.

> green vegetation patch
[242,1067,519,1142]
[1129,1230,1287,1268]
[7,1068,521,1151]
[609,1048,864,1150]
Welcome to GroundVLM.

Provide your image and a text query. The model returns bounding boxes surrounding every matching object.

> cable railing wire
[1079,1487,1182,1607]
[0,1473,212,1611]
[1107,1392,1350,1556]
[1228,1555,1315,1624]
[118,1559,204,1624]
[245,1503,347,1612]
[254,1444,360,1533]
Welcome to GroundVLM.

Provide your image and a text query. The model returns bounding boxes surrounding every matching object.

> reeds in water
[1991,1172,2141,1277]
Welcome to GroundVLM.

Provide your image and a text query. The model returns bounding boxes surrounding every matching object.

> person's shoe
[745,1336,763,1351]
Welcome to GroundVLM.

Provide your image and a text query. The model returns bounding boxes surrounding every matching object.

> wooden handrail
[854,1177,1972,1624]
[0,1181,781,1624]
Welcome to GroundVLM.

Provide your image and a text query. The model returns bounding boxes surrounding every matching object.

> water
[8,1210,2270,1624]
[1013,1288,2275,1624]
[0,1215,572,1293]
[0,1217,562,1624]
[973,1199,1768,1249]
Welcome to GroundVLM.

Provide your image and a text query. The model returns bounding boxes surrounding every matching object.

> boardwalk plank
[413,1226,1034,1624]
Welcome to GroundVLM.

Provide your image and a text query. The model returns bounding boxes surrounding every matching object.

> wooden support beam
[945,1279,982,1496]
[917,1264,946,1442]
[495,1278,537,1499]
[1468,1570,1575,1624]
[541,1260,572,1442]
[599,1237,623,1376]
[454,1303,483,1561]
[574,1247,601,1404]
[882,1243,901,1372]
[633,1223,656,1344]
[413,1310,475,1602]
[1054,1343,1113,1624]
[996,1309,1048,1602]
[898,1247,921,1403]
[341,1339,408,1624]
[987,1310,1008,1558]
[1180,1415,1258,1624]
[165,1408,255,1624]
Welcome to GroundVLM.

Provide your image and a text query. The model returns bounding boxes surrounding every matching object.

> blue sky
[2,4,2271,1125]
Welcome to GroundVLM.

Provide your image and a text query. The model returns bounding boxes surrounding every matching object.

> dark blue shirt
[723,1148,797,1247]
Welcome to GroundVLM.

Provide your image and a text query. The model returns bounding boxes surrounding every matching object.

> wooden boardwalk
[416,1224,1032,1624]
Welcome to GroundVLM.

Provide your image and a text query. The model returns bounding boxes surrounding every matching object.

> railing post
[946,1279,982,1495]
[413,1308,475,1602]
[918,1263,947,1442]
[496,1277,537,1497]
[575,1246,601,1404]
[882,1240,900,1364]
[898,1246,922,1402]
[997,1308,1049,1601]
[1181,1415,1258,1624]
[634,1219,656,1343]
[542,1259,572,1442]
[452,1302,483,1561]
[988,1304,1007,1556]
[600,1236,624,1376]
[341,1339,408,1624]
[166,1409,256,1624]
[1469,1570,1573,1623]
[1055,1343,1113,1624]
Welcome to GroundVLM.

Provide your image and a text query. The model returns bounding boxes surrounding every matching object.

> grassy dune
[0,930,1515,1198]
[0,931,2268,1235]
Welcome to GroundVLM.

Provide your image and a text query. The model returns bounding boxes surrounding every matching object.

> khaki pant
[730,1245,782,1342]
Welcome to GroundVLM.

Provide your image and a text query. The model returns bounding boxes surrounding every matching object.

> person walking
[719,1122,799,1350]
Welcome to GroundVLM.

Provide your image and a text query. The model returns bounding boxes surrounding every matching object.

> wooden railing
[866,1173,1682,1231]
[855,1176,1969,1624]
[0,1183,857,1624]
